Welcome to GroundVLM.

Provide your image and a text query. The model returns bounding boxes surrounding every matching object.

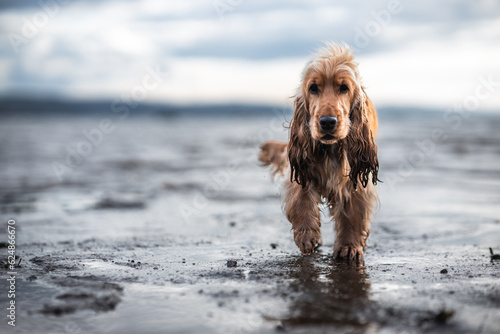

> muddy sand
[0,109,499,334]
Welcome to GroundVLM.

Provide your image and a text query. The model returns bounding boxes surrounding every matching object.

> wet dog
[259,43,379,260]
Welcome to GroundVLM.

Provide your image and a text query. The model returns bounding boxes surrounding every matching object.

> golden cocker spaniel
[259,43,379,260]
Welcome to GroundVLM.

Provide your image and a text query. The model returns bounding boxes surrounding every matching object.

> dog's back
[258,140,288,176]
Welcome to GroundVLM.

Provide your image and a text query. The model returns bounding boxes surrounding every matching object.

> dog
[259,43,379,260]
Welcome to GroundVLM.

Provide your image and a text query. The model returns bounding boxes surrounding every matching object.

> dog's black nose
[319,116,337,131]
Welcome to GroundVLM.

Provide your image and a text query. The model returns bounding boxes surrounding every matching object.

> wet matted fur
[259,43,380,260]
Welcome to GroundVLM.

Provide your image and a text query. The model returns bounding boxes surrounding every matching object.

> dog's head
[289,43,379,188]
[298,44,363,144]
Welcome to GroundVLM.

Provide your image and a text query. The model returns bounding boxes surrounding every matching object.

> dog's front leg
[331,185,376,260]
[284,182,322,255]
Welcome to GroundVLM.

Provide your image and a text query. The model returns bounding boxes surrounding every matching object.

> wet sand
[0,110,499,333]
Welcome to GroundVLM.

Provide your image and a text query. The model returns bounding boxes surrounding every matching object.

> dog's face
[289,44,379,190]
[302,63,358,145]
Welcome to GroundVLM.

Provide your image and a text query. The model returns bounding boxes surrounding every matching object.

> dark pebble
[270,243,278,249]
[276,324,286,331]
[226,260,237,268]
[229,222,236,227]
[440,269,448,274]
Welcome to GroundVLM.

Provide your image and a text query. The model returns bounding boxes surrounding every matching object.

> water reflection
[281,256,373,330]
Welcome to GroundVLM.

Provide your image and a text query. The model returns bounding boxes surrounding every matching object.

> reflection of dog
[283,258,370,326]
[259,43,379,259]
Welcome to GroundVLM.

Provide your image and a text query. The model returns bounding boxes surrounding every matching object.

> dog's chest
[313,153,348,198]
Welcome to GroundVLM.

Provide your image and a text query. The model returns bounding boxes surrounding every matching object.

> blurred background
[0,0,499,109]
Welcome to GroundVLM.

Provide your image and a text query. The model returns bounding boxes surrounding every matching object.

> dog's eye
[309,83,319,95]
[339,84,349,93]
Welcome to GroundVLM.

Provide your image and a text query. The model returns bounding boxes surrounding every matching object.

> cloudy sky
[1,0,500,111]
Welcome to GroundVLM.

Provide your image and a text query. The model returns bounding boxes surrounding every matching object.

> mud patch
[93,197,146,209]
[30,255,81,272]
[40,276,124,316]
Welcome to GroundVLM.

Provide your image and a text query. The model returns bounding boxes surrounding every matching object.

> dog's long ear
[345,91,380,189]
[288,95,314,188]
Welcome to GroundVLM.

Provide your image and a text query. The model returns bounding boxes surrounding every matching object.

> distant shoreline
[0,96,498,118]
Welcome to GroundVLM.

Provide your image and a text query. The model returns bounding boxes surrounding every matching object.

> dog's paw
[294,228,322,255]
[334,230,369,260]
[334,244,364,260]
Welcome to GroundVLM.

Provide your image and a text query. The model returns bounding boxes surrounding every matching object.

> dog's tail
[259,140,289,176]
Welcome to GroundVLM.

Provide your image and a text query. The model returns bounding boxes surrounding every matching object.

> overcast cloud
[0,0,499,110]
